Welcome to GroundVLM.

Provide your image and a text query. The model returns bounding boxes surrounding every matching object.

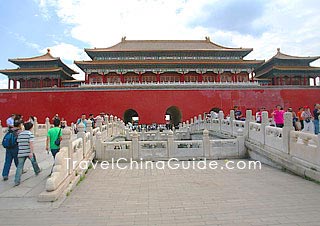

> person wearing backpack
[2,120,21,181]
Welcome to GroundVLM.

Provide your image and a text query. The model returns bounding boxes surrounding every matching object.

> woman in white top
[301,106,314,133]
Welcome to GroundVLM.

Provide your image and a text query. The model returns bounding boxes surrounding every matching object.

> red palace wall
[0,88,319,124]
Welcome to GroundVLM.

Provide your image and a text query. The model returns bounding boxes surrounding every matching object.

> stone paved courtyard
[0,137,320,226]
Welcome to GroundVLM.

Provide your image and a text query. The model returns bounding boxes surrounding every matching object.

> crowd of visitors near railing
[1,103,320,185]
[215,104,319,135]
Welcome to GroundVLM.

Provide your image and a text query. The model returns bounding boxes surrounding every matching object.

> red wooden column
[198,72,203,82]
[156,72,160,82]
[279,75,283,85]
[8,79,11,89]
[13,80,17,89]
[303,76,307,86]
[84,73,88,84]
[102,73,106,84]
[120,72,124,83]
[217,73,221,82]
[51,78,54,87]
[289,76,293,85]
[139,72,142,83]
[180,72,185,82]
[40,78,43,88]
[313,77,316,86]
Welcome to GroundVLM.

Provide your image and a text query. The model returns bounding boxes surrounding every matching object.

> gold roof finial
[121,36,126,42]
[205,36,210,42]
[277,48,280,53]
[47,48,50,53]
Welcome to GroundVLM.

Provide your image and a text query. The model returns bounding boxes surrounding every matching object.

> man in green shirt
[46,118,62,159]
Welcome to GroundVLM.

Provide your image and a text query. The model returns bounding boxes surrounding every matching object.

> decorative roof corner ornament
[205,36,210,42]
[121,36,127,42]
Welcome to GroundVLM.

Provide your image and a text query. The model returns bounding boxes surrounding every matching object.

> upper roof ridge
[85,37,252,52]
[9,49,59,62]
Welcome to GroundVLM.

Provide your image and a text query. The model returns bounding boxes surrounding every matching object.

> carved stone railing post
[131,131,139,160]
[95,131,102,160]
[69,123,74,135]
[244,110,252,138]
[114,116,118,135]
[77,122,86,158]
[261,111,269,145]
[203,129,210,157]
[283,112,294,154]
[77,122,85,139]
[125,127,130,140]
[86,119,93,150]
[187,126,191,139]
[109,115,114,136]
[156,128,160,140]
[218,110,224,131]
[197,114,202,131]
[229,110,235,135]
[96,116,103,131]
[167,130,174,158]
[45,117,50,134]
[33,117,38,136]
[210,111,214,123]
[141,128,146,141]
[190,118,194,133]
[61,128,72,175]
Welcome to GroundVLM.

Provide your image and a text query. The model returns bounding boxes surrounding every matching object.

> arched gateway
[165,106,182,126]
[123,109,139,124]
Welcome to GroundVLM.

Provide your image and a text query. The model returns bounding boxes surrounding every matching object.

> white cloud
[39,0,212,47]
[0,78,8,89]
[8,31,41,51]
[37,0,320,66]
[42,42,88,62]
[41,42,89,80]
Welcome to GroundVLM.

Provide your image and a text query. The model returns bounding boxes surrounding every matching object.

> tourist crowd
[234,104,319,134]
[1,105,320,185]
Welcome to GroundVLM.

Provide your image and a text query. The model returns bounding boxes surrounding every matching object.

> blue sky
[1,0,320,88]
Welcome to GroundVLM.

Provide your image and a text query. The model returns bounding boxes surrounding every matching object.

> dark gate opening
[123,109,139,124]
[165,106,182,127]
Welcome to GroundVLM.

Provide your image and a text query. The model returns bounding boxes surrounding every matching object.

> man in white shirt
[6,114,15,128]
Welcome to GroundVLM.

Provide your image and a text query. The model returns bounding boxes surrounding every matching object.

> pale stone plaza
[0,112,320,226]
[0,139,320,226]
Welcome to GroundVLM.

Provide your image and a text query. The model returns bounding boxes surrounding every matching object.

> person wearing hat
[302,106,314,133]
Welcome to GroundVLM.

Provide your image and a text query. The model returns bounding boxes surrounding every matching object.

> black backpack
[2,130,18,149]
